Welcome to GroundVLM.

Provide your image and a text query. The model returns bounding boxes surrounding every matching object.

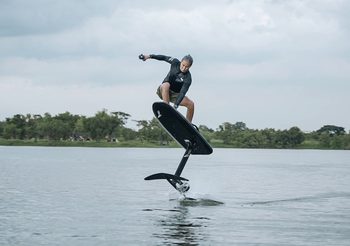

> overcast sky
[1,0,349,131]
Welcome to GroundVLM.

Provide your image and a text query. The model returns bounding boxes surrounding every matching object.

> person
[139,53,195,123]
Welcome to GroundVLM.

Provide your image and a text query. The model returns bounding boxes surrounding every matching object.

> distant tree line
[0,110,349,149]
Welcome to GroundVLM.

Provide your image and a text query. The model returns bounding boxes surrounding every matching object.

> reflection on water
[153,206,205,245]
[154,206,202,245]
[144,198,223,245]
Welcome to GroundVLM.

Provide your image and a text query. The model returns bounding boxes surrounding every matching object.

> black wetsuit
[150,54,192,107]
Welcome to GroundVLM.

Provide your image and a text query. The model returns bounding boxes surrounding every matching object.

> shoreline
[0,139,348,150]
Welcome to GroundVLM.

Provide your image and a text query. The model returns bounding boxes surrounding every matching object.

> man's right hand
[139,54,150,61]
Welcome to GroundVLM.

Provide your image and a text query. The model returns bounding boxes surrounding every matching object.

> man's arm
[149,54,175,64]
[139,54,177,64]
[174,80,191,108]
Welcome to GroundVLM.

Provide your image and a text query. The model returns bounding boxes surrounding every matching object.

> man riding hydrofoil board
[139,54,196,125]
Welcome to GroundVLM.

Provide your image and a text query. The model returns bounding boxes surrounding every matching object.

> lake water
[0,146,349,245]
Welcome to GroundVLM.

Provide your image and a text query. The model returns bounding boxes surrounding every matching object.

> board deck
[152,102,213,155]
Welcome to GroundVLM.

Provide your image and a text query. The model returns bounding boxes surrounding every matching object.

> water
[0,146,349,245]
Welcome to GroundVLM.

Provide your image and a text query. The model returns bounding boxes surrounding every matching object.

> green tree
[216,122,248,145]
[84,110,110,140]
[2,123,17,139]
[73,117,86,139]
[120,127,137,141]
[242,130,272,148]
[199,125,215,143]
[4,114,26,139]
[287,127,305,147]
[274,130,290,148]
[319,132,331,148]
[35,113,52,140]
[83,109,127,141]
[0,121,4,138]
[317,125,345,136]
[341,134,350,149]
[136,118,171,144]
[47,118,71,140]
[24,114,38,140]
[215,122,236,145]
[260,128,277,148]
[111,111,131,138]
[51,112,80,140]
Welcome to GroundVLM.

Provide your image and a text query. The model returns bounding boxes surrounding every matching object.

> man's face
[180,60,191,73]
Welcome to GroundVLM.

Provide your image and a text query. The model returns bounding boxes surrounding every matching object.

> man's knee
[189,100,194,110]
[160,82,170,92]
[185,99,195,110]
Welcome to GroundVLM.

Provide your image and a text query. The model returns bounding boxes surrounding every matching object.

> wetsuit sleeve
[174,76,192,107]
[150,54,178,64]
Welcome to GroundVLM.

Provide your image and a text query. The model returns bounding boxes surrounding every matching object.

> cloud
[1,1,348,62]
[0,0,120,37]
[0,0,349,130]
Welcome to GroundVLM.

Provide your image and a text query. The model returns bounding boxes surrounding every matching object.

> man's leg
[159,82,171,104]
[180,96,195,123]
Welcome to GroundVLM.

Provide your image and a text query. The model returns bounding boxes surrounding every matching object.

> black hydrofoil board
[152,102,213,155]
[145,102,213,194]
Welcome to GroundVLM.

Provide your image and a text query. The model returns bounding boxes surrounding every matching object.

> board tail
[144,173,188,181]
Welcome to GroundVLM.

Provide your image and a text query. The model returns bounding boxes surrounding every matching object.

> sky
[1,0,349,132]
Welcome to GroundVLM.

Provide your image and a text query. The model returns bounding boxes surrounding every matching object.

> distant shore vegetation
[0,110,349,150]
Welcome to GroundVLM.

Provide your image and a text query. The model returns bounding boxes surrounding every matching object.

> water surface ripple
[1,147,349,245]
